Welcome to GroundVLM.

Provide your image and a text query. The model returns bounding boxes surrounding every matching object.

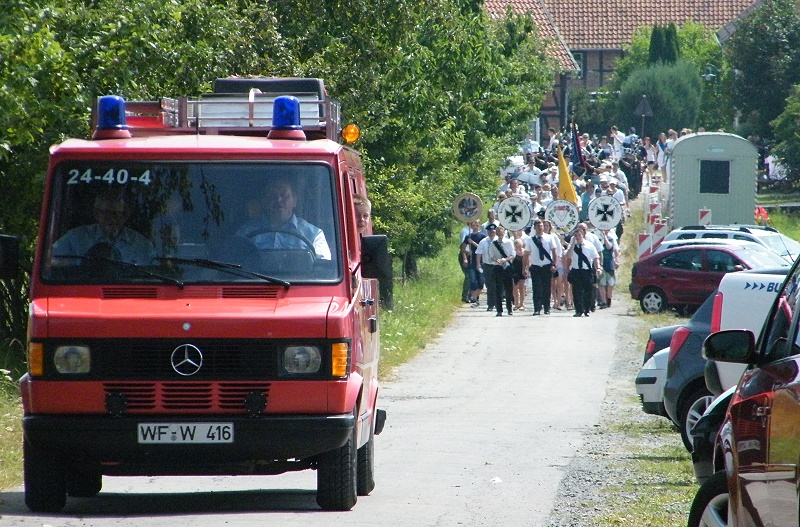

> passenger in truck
[52,191,156,265]
[236,179,331,260]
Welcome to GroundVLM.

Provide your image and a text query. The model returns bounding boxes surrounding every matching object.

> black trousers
[530,264,552,313]
[492,265,514,314]
[569,269,593,315]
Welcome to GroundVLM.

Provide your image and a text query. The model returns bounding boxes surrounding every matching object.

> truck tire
[316,428,358,511]
[356,426,375,496]
[640,288,667,313]
[66,466,103,498]
[687,470,728,527]
[23,439,67,513]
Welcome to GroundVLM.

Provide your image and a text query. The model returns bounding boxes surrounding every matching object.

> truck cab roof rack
[90,77,341,141]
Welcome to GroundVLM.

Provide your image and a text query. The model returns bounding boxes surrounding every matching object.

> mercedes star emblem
[171,344,204,376]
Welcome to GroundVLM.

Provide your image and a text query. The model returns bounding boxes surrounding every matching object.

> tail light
[668,326,691,362]
[711,291,722,333]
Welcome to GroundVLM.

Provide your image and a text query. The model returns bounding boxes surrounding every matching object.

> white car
[662,224,800,262]
[635,347,669,418]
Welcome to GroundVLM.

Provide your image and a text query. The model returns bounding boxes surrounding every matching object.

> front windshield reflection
[42,162,340,284]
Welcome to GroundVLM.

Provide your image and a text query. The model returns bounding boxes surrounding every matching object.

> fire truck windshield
[41,161,341,285]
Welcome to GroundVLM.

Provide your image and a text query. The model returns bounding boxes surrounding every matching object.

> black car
[662,291,714,451]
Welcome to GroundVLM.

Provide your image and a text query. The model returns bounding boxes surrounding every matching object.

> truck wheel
[680,386,714,452]
[687,470,728,527]
[66,466,103,498]
[640,288,667,313]
[316,429,358,511]
[23,439,67,513]
[356,426,375,496]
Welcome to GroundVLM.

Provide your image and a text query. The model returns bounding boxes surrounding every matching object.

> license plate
[137,422,234,444]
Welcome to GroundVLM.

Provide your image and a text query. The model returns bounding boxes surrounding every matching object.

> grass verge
[0,373,22,490]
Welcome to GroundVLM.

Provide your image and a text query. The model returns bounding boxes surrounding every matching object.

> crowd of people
[458,124,654,318]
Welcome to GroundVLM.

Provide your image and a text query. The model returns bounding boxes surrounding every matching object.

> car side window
[732,234,754,242]
[659,249,701,271]
[676,233,696,240]
[701,233,728,239]
[706,250,737,273]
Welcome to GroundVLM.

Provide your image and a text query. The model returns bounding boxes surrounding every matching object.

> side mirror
[361,235,392,281]
[703,329,756,364]
[0,235,19,279]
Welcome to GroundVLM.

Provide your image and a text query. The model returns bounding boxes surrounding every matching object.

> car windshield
[41,161,341,285]
[758,233,800,259]
[739,246,791,268]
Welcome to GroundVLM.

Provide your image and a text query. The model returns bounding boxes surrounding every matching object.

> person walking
[477,224,514,316]
[564,228,600,317]
[523,218,557,316]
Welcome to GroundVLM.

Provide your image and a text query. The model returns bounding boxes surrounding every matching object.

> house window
[700,160,730,194]
[572,52,584,79]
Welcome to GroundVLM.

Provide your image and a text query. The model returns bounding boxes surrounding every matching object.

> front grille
[103,381,271,413]
[82,339,279,380]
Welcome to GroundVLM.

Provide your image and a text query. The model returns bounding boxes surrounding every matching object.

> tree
[771,85,800,183]
[725,0,800,140]
[615,61,702,137]
[604,22,730,135]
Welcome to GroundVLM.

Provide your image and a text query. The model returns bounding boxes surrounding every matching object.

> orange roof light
[341,124,360,143]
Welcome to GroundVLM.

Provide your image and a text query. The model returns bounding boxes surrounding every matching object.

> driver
[52,191,155,265]
[236,179,331,260]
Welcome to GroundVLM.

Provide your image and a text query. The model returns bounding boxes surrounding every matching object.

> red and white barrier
[637,233,653,259]
[698,208,711,226]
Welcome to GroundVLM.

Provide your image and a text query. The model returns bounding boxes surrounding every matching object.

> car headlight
[282,346,322,374]
[53,345,91,374]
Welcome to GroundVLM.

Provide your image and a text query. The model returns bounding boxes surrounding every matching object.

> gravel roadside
[545,300,690,527]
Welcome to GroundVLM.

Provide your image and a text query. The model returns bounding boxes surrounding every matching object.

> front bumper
[24,413,354,474]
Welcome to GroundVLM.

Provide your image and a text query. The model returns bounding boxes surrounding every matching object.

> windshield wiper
[55,255,186,288]
[157,257,291,290]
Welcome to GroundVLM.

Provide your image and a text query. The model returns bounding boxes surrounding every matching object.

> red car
[691,256,800,527]
[629,243,788,313]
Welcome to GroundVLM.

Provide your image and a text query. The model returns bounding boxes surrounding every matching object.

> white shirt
[237,213,331,260]
[524,233,557,266]
[568,242,599,270]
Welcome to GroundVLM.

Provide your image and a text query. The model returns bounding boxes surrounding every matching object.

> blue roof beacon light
[267,95,307,140]
[92,95,132,140]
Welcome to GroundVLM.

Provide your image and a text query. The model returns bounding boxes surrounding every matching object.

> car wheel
[688,470,728,527]
[316,427,358,511]
[640,288,667,313]
[680,386,714,451]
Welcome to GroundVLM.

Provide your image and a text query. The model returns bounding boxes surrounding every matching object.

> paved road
[0,302,622,526]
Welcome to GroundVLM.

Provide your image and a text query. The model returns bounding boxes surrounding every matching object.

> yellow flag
[557,146,579,205]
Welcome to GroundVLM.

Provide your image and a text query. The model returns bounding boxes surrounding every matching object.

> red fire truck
[14,78,390,512]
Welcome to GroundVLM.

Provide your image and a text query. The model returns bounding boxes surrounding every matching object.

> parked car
[629,243,788,314]
[662,291,714,450]
[663,224,800,263]
[641,322,682,365]
[635,348,670,418]
[695,255,800,526]
[654,237,759,253]
[690,386,735,485]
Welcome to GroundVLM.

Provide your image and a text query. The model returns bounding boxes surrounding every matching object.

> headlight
[282,346,322,374]
[53,345,91,374]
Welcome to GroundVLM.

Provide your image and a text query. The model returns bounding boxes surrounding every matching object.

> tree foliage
[0,0,555,353]
[584,21,729,136]
[725,0,800,140]
[771,85,800,181]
